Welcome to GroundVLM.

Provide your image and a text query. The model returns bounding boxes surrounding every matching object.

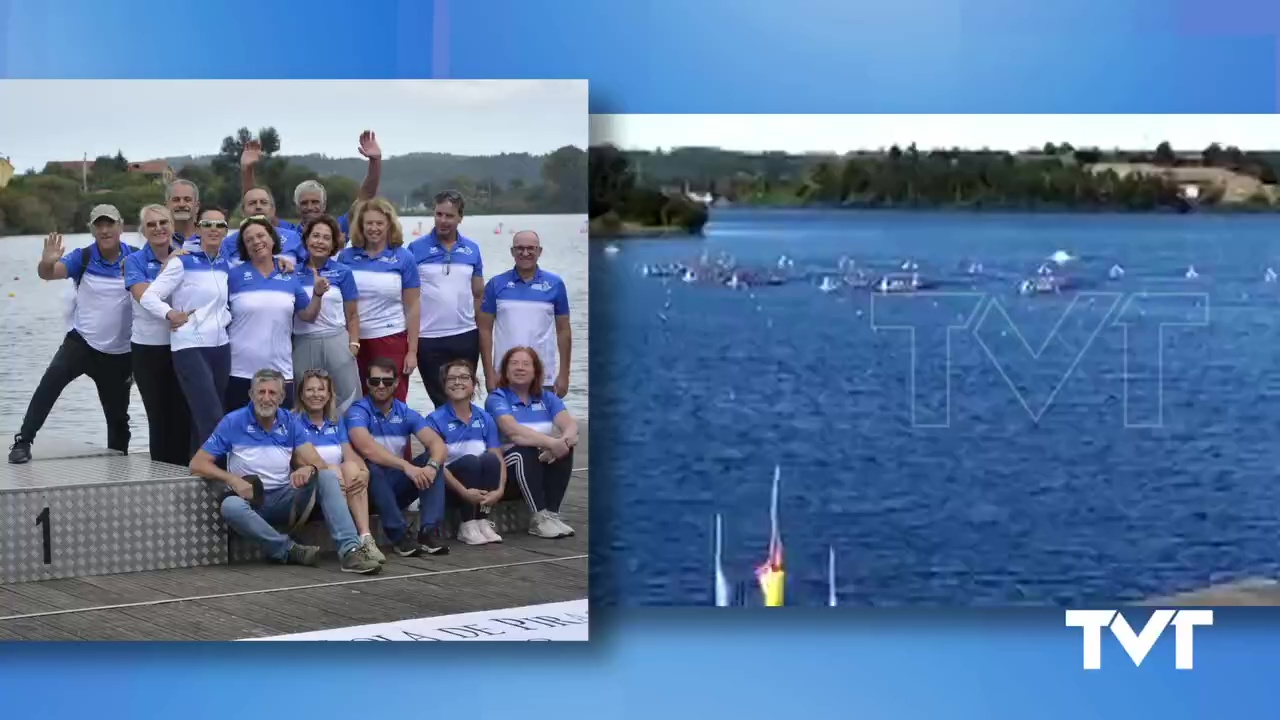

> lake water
[0,213,588,449]
[592,208,1280,607]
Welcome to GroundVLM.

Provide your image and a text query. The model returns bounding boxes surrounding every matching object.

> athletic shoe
[457,520,489,546]
[340,546,382,574]
[478,519,503,543]
[8,434,31,464]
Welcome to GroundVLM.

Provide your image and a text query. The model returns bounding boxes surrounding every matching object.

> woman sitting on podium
[293,368,384,564]
[484,347,579,540]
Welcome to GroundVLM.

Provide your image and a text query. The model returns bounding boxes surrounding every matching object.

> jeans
[219,469,359,561]
[366,451,446,543]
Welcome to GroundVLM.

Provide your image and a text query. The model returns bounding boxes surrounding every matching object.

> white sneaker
[478,518,503,543]
[457,520,489,545]
[548,511,575,537]
[528,510,561,538]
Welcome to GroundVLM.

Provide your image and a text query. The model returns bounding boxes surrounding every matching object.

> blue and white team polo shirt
[344,396,429,458]
[62,242,139,355]
[293,258,359,337]
[484,387,567,440]
[408,231,484,339]
[336,246,419,340]
[123,242,181,346]
[424,403,500,464]
[226,264,312,380]
[481,267,570,388]
[294,410,348,467]
[139,251,231,351]
[278,212,350,241]
[201,406,309,489]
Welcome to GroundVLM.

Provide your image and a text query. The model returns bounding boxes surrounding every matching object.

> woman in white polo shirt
[123,204,191,465]
[337,197,420,404]
[224,217,325,411]
[140,206,233,455]
[292,214,362,414]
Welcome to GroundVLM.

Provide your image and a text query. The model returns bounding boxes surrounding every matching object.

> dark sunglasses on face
[198,220,229,229]
[367,376,396,387]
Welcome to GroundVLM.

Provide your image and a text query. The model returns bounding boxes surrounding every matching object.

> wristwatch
[426,459,442,471]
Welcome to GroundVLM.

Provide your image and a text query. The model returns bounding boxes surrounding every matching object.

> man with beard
[166,179,202,250]
[240,131,382,241]
[189,368,382,573]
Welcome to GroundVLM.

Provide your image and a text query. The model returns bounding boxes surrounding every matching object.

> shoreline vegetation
[588,140,1280,239]
[0,126,586,238]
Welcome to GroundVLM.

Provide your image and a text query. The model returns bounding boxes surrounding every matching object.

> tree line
[604,142,1280,213]
[0,130,587,236]
[588,145,709,235]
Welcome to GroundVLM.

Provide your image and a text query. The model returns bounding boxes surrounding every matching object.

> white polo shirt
[124,242,181,346]
[336,245,419,340]
[408,231,484,339]
[481,267,570,388]
[62,243,138,355]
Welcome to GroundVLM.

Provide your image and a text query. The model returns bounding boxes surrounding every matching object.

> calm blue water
[592,208,1280,607]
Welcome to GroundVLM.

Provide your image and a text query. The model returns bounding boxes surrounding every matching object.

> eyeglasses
[367,377,396,387]
[144,220,171,229]
[445,374,472,384]
[513,246,540,255]
[198,220,229,229]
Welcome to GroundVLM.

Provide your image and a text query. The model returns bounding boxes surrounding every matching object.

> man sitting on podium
[189,368,382,574]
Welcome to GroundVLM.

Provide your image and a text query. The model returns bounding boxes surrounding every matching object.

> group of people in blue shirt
[8,136,580,574]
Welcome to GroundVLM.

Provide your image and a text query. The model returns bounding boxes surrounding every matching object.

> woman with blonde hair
[338,196,420,404]
[293,367,384,563]
[123,203,191,464]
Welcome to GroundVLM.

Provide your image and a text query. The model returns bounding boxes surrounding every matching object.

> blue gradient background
[2,0,1278,716]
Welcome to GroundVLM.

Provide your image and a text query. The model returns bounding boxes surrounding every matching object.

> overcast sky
[0,80,587,172]
[593,115,1280,154]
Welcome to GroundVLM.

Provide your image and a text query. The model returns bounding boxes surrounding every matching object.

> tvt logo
[869,291,1210,427]
[1065,609,1213,670]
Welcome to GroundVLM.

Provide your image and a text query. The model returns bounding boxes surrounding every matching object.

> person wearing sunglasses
[123,204,192,465]
[190,368,382,575]
[8,205,137,464]
[338,197,420,406]
[219,187,303,268]
[407,190,486,410]
[240,132,383,242]
[224,217,324,412]
[140,206,234,456]
[293,368,384,564]
[485,346,579,538]
[345,357,450,557]
[425,359,506,545]
[291,215,362,415]
[478,231,572,398]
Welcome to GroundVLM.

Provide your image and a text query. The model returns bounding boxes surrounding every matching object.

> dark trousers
[502,445,574,513]
[19,330,132,451]
[417,329,480,408]
[131,342,191,466]
[224,376,295,413]
[173,344,230,456]
[446,452,502,521]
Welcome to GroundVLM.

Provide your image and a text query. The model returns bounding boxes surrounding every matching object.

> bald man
[477,231,572,397]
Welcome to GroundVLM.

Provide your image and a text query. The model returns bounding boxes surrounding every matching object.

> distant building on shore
[0,156,13,188]
[126,160,175,185]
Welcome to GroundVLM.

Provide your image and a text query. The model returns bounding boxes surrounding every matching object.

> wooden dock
[0,430,589,641]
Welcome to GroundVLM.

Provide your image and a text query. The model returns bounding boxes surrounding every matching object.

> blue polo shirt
[336,245,419,340]
[294,410,348,467]
[484,387,566,439]
[293,258,360,337]
[226,263,312,380]
[344,396,430,459]
[424,403,500,464]
[481,267,570,388]
[62,242,139,355]
[123,242,181,346]
[407,231,484,339]
[201,405,308,489]
[220,225,304,267]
